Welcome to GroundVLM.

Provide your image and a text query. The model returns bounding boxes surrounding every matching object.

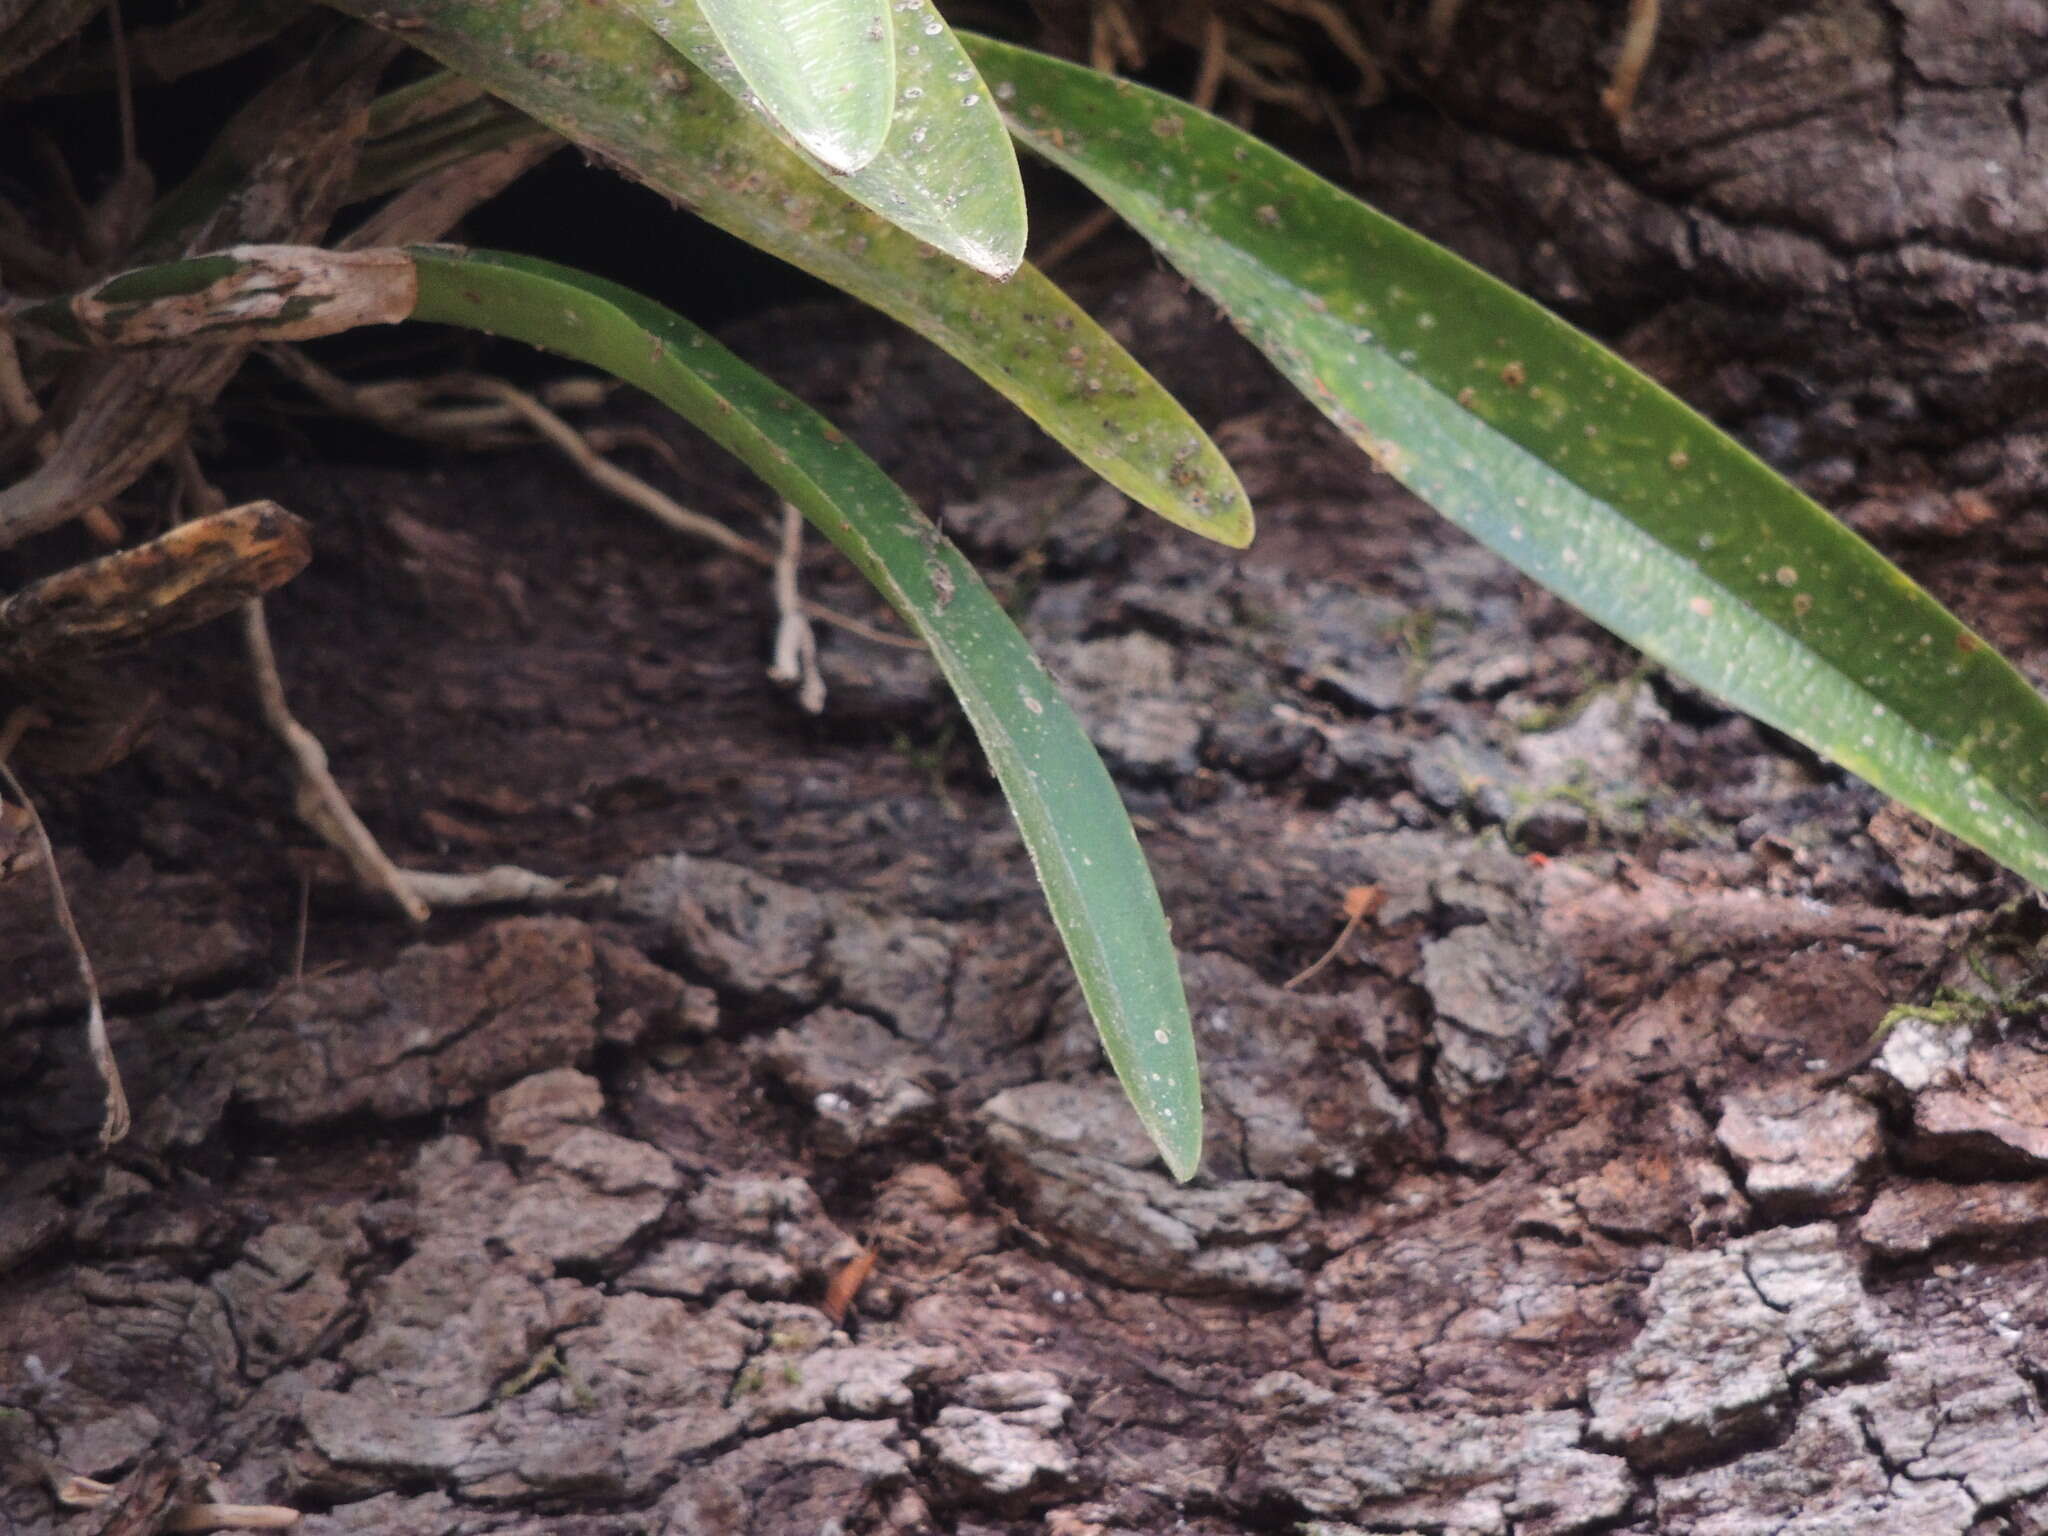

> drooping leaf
[641,0,1026,277]
[406,245,1205,1177]
[319,1,1248,545]
[638,0,893,176]
[968,33,2048,891]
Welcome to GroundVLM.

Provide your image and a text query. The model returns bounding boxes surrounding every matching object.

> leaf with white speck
[969,33,2048,891]
[409,246,1205,1178]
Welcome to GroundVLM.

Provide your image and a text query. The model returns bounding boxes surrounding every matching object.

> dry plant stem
[12,246,418,350]
[0,498,310,666]
[769,499,825,713]
[0,748,129,1145]
[1601,0,1662,123]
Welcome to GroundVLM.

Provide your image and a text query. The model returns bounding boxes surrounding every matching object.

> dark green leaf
[969,34,2048,889]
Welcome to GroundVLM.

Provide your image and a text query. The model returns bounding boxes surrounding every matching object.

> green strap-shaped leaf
[320,0,1247,546]
[968,34,2048,890]
[684,0,893,175]
[407,245,1204,1178]
[636,0,1026,277]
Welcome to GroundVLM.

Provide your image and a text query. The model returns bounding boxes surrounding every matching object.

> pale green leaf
[642,0,1024,276]
[319,0,1250,545]
[644,0,893,174]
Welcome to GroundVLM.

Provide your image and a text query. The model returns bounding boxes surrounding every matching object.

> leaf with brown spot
[0,500,312,671]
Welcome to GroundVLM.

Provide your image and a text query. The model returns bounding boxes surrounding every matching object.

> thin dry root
[768,500,826,714]
[1260,0,1383,102]
[1420,0,1470,71]
[170,445,423,923]
[399,866,615,907]
[341,130,559,249]
[57,1475,300,1531]
[156,441,601,923]
[245,577,612,919]
[1089,0,1144,73]
[0,312,121,543]
[270,357,918,650]
[0,747,128,1145]
[242,598,432,925]
[1601,0,1662,123]
[166,1504,303,1532]
[1035,207,1120,275]
[1282,884,1385,991]
[822,1247,878,1325]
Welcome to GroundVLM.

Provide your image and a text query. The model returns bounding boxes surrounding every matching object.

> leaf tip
[948,230,1028,281]
[1159,1130,1203,1183]
[1211,504,1256,549]
[802,139,873,176]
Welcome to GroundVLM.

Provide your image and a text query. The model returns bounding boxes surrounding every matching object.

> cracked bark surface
[5,4,2048,1531]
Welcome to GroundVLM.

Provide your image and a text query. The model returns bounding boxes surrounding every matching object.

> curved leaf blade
[968,34,2048,889]
[408,244,1204,1178]
[687,0,893,174]
[644,0,1025,276]
[322,0,1247,543]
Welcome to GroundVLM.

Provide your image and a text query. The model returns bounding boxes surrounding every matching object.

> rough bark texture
[4,2,2048,1532]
